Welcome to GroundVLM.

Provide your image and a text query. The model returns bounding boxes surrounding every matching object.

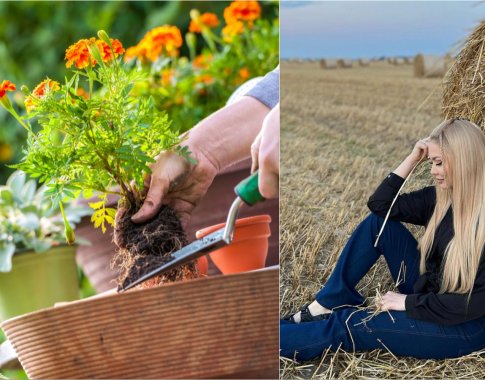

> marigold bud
[97,30,111,46]
[20,85,30,95]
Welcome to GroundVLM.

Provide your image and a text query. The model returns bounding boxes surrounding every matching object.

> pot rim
[195,214,271,239]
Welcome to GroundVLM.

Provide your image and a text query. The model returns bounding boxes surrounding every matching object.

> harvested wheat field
[280,60,485,378]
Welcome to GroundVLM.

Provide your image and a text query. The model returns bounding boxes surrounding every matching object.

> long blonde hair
[419,119,485,294]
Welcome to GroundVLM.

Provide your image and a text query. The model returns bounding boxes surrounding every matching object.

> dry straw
[320,59,338,69]
[414,54,453,78]
[442,21,485,130]
[337,59,353,68]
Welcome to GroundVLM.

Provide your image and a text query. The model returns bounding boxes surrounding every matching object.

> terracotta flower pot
[196,215,271,275]
[196,256,208,276]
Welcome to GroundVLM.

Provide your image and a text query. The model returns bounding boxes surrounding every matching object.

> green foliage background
[0,1,278,183]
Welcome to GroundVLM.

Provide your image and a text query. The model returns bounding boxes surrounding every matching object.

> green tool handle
[235,171,265,206]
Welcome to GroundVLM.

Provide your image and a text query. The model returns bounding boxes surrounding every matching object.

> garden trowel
[119,171,264,292]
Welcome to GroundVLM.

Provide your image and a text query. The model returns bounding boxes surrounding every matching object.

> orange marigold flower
[189,12,220,33]
[32,79,60,97]
[196,74,214,85]
[224,1,261,25]
[222,21,244,42]
[193,54,213,69]
[124,45,142,62]
[146,25,183,61]
[96,38,125,63]
[65,38,97,69]
[0,80,16,99]
[76,88,89,100]
[25,79,60,112]
[161,69,175,87]
[66,37,124,68]
[239,67,250,80]
[126,25,182,63]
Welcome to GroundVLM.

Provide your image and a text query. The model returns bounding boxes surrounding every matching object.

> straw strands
[442,21,485,130]
[281,61,485,378]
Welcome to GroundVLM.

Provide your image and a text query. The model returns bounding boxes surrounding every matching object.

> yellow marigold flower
[24,96,34,113]
[193,54,213,69]
[65,38,97,69]
[222,21,244,42]
[189,12,220,33]
[224,1,261,25]
[0,80,16,99]
[239,67,250,80]
[0,143,13,162]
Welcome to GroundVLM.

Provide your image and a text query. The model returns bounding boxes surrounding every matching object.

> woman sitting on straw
[281,119,485,360]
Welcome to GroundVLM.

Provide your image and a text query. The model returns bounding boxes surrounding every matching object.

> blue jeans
[280,214,485,360]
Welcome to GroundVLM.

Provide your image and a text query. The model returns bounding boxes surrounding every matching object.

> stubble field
[280,61,485,378]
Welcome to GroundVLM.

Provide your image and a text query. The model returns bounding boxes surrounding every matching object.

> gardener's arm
[131,96,271,226]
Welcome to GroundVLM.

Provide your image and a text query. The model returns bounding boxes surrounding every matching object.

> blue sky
[281,1,484,59]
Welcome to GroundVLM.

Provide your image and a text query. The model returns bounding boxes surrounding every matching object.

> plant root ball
[113,204,198,290]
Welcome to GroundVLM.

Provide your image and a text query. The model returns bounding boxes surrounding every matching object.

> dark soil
[112,202,198,290]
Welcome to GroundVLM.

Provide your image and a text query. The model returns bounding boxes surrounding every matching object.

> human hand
[408,138,429,164]
[251,104,279,199]
[380,291,406,311]
[130,146,219,228]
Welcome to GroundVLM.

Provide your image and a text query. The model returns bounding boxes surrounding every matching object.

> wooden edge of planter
[2,268,279,379]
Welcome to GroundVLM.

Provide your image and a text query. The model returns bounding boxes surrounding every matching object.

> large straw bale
[320,59,338,69]
[442,21,485,129]
[394,57,405,65]
[414,54,452,78]
[358,58,370,66]
[337,59,352,68]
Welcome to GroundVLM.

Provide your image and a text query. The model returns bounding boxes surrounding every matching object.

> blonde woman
[281,119,485,360]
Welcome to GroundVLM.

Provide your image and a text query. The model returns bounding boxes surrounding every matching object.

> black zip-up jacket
[367,173,485,326]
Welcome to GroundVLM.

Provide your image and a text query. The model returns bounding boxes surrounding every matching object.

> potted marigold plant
[0,170,90,321]
[0,31,198,291]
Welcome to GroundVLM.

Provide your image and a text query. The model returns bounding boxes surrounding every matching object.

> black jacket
[367,173,485,325]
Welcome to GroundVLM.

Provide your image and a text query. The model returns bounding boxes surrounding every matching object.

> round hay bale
[414,54,451,78]
[442,21,485,130]
[358,58,370,66]
[337,59,352,68]
[320,59,338,69]
[394,57,405,65]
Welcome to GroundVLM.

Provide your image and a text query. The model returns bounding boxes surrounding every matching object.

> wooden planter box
[1,269,279,379]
